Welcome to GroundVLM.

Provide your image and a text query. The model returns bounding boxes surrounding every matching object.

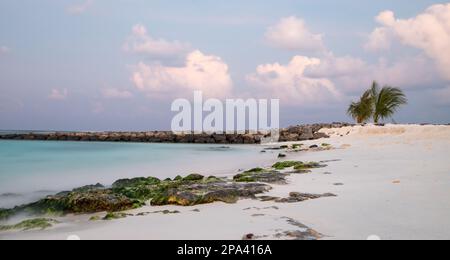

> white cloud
[67,0,93,15]
[306,54,440,92]
[48,89,68,100]
[365,3,450,80]
[246,55,341,105]
[131,50,233,98]
[124,24,191,58]
[265,16,325,52]
[101,88,133,99]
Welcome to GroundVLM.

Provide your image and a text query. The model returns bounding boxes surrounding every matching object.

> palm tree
[347,90,373,124]
[369,81,408,124]
[347,81,407,124]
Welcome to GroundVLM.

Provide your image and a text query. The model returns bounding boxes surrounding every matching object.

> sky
[0,0,449,131]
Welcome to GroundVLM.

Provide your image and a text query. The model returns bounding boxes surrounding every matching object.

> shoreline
[1,124,450,240]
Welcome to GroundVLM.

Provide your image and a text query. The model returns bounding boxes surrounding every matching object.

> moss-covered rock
[0,208,14,221]
[151,182,270,206]
[292,144,303,149]
[72,183,104,193]
[244,168,264,173]
[0,218,58,231]
[293,162,327,170]
[112,177,161,189]
[273,161,327,170]
[183,174,204,182]
[1,172,276,219]
[64,190,137,213]
[272,161,302,170]
[102,212,128,220]
[89,216,101,221]
[234,170,286,184]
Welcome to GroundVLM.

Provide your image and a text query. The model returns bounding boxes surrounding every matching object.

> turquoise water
[0,140,274,207]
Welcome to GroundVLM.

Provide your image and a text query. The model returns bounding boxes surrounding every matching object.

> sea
[0,139,276,208]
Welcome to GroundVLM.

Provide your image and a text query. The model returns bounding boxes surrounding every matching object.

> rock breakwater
[0,123,351,144]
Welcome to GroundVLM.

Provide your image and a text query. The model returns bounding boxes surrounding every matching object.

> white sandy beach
[1,124,450,240]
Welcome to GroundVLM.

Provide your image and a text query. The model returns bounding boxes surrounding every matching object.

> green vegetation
[183,174,205,181]
[103,212,128,220]
[272,161,326,170]
[348,81,407,124]
[244,168,264,173]
[272,161,302,170]
[89,216,101,221]
[292,144,303,149]
[0,218,58,231]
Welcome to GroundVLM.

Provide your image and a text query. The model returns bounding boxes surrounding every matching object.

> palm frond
[373,86,407,123]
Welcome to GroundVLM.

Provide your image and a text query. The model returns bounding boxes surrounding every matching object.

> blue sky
[0,0,449,131]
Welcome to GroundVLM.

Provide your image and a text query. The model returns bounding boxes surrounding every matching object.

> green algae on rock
[233,170,287,184]
[102,212,130,220]
[272,161,327,170]
[0,218,59,231]
[183,174,205,182]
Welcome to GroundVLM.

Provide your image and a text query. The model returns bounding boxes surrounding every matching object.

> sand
[1,124,450,240]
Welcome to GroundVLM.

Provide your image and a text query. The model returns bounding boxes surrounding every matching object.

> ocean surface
[0,140,275,208]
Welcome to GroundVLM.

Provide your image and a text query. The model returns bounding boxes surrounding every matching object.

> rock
[67,190,138,213]
[183,174,204,182]
[233,170,286,184]
[72,183,105,193]
[10,189,139,217]
[0,208,14,220]
[256,196,279,202]
[89,216,101,221]
[0,123,353,144]
[102,212,129,220]
[0,218,58,231]
[272,161,302,170]
[275,192,337,203]
[243,233,255,240]
[112,177,160,189]
[151,182,270,206]
[153,210,180,215]
[272,161,326,170]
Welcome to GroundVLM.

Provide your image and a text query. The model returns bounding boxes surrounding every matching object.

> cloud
[67,0,93,15]
[48,89,68,100]
[265,16,326,52]
[131,50,233,98]
[365,3,450,80]
[124,24,191,58]
[246,55,341,105]
[101,88,133,99]
[305,54,440,93]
